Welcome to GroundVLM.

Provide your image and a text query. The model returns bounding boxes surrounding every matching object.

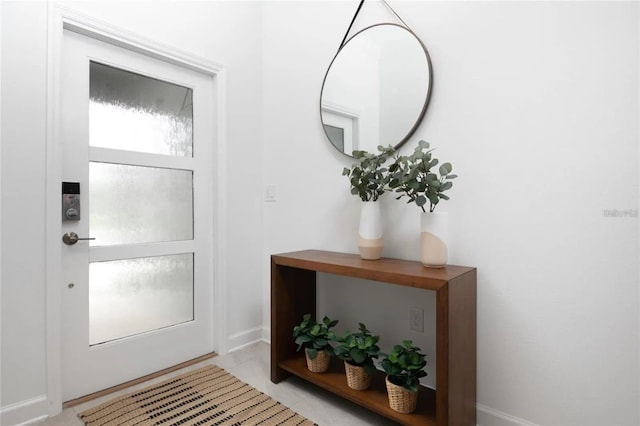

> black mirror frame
[320,22,434,158]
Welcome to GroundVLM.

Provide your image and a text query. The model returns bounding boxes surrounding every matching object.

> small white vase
[358,201,383,260]
[420,211,448,268]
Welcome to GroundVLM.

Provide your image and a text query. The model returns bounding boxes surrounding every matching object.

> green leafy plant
[333,323,381,374]
[388,140,457,212]
[342,145,396,202]
[293,314,339,359]
[380,340,427,392]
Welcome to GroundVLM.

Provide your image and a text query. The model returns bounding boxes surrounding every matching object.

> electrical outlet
[409,307,424,332]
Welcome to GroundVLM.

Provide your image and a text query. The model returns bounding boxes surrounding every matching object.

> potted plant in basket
[380,340,428,414]
[388,140,457,267]
[342,145,396,260]
[293,314,339,373]
[333,323,381,390]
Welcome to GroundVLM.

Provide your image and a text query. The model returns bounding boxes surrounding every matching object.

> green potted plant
[333,323,381,390]
[342,145,396,260]
[388,140,457,267]
[293,314,339,373]
[380,340,428,413]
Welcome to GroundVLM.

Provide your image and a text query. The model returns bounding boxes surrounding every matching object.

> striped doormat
[78,365,316,426]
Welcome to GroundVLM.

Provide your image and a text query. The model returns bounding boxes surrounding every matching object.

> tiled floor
[35,342,396,425]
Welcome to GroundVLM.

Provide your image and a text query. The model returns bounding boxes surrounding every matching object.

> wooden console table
[271,250,477,426]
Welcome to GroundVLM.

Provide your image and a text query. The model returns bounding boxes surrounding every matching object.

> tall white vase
[420,212,448,268]
[358,201,383,260]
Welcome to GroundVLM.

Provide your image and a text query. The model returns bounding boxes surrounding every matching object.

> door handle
[62,232,96,245]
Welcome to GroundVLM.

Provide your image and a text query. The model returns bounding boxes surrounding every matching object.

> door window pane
[90,162,193,245]
[90,61,193,157]
[89,254,194,345]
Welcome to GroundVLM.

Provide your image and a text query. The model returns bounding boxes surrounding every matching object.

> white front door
[60,29,215,401]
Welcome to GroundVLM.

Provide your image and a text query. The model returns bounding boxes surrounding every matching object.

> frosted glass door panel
[89,254,194,345]
[90,162,193,245]
[90,62,193,157]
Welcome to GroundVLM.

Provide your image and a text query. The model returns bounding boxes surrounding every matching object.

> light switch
[264,184,278,202]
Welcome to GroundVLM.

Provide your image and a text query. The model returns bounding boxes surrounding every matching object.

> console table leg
[271,263,316,383]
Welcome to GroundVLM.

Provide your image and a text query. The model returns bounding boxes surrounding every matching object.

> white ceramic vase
[420,211,448,268]
[358,201,383,260]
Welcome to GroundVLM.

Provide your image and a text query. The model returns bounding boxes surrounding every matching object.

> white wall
[262,1,639,425]
[1,1,264,423]
[1,3,50,423]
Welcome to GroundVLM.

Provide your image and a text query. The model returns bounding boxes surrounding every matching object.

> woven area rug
[78,365,316,426]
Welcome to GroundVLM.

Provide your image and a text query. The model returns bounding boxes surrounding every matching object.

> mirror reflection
[321,23,432,156]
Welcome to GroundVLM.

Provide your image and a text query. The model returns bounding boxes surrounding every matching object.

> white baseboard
[477,403,539,426]
[227,326,265,352]
[261,326,270,344]
[0,395,48,426]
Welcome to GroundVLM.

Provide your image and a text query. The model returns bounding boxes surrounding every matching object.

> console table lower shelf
[279,356,436,426]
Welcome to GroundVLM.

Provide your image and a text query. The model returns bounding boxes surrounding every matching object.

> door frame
[45,4,228,416]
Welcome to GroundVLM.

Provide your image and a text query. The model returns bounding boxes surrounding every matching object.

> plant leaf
[315,338,328,347]
[351,348,366,364]
[439,163,452,175]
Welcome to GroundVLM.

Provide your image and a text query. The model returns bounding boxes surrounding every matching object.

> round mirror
[320,23,432,157]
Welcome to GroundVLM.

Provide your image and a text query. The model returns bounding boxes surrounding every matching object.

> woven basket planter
[385,376,418,413]
[305,349,330,373]
[344,362,372,390]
